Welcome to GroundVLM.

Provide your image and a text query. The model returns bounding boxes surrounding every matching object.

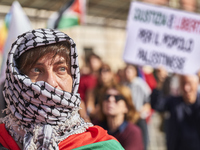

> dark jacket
[151,89,200,150]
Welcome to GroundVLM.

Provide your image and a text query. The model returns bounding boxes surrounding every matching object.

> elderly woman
[0,29,124,150]
[97,82,144,150]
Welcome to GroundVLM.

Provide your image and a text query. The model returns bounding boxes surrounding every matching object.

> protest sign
[123,1,200,75]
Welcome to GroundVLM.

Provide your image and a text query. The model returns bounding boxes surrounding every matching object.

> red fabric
[0,124,20,150]
[71,0,81,14]
[144,73,157,91]
[59,125,117,150]
[78,74,98,101]
[143,73,156,123]
[146,109,154,123]
[0,124,116,150]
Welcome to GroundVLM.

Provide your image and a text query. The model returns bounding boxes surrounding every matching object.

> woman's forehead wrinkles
[36,54,67,66]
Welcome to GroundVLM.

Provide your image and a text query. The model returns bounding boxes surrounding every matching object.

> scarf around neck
[0,28,92,150]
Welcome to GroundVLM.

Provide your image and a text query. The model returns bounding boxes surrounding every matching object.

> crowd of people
[78,52,200,150]
[0,1,200,149]
[0,29,200,150]
[78,42,200,150]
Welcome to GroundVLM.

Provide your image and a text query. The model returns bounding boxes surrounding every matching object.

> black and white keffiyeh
[0,29,92,150]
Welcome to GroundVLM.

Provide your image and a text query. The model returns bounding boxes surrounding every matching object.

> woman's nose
[45,71,58,88]
[108,95,116,103]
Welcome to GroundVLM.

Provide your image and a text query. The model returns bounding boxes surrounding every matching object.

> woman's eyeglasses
[100,68,111,73]
[104,94,124,102]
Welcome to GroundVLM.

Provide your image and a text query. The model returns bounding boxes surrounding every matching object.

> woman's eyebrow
[54,60,67,65]
[33,62,44,66]
[35,59,67,66]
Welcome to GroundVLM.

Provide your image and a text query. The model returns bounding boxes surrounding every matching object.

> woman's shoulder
[72,139,124,150]
[134,77,151,93]
[59,125,124,150]
[116,122,143,150]
[86,125,118,141]
[0,123,21,150]
[125,122,142,135]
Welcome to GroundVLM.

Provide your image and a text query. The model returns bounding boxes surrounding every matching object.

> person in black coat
[151,72,200,150]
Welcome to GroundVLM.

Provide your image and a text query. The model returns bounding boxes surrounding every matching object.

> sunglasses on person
[100,68,111,73]
[104,94,125,102]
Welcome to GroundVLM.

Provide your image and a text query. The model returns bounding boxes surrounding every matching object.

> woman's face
[89,56,102,72]
[102,88,128,117]
[100,69,113,84]
[125,65,137,82]
[24,53,73,92]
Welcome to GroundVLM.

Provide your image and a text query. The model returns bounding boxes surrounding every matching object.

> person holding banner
[151,71,200,150]
[0,28,124,150]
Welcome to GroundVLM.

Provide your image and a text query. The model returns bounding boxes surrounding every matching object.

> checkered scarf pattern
[1,29,92,150]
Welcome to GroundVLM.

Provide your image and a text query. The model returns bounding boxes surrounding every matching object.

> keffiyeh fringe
[0,109,93,150]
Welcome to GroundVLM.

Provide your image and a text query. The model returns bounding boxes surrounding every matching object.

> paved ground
[147,112,167,150]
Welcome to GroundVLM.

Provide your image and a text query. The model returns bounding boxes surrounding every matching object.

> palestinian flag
[47,0,86,29]
[0,124,125,150]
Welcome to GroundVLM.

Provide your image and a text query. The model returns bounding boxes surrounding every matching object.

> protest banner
[123,1,200,75]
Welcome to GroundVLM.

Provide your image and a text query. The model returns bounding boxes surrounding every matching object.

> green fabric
[73,140,125,150]
[58,16,79,29]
